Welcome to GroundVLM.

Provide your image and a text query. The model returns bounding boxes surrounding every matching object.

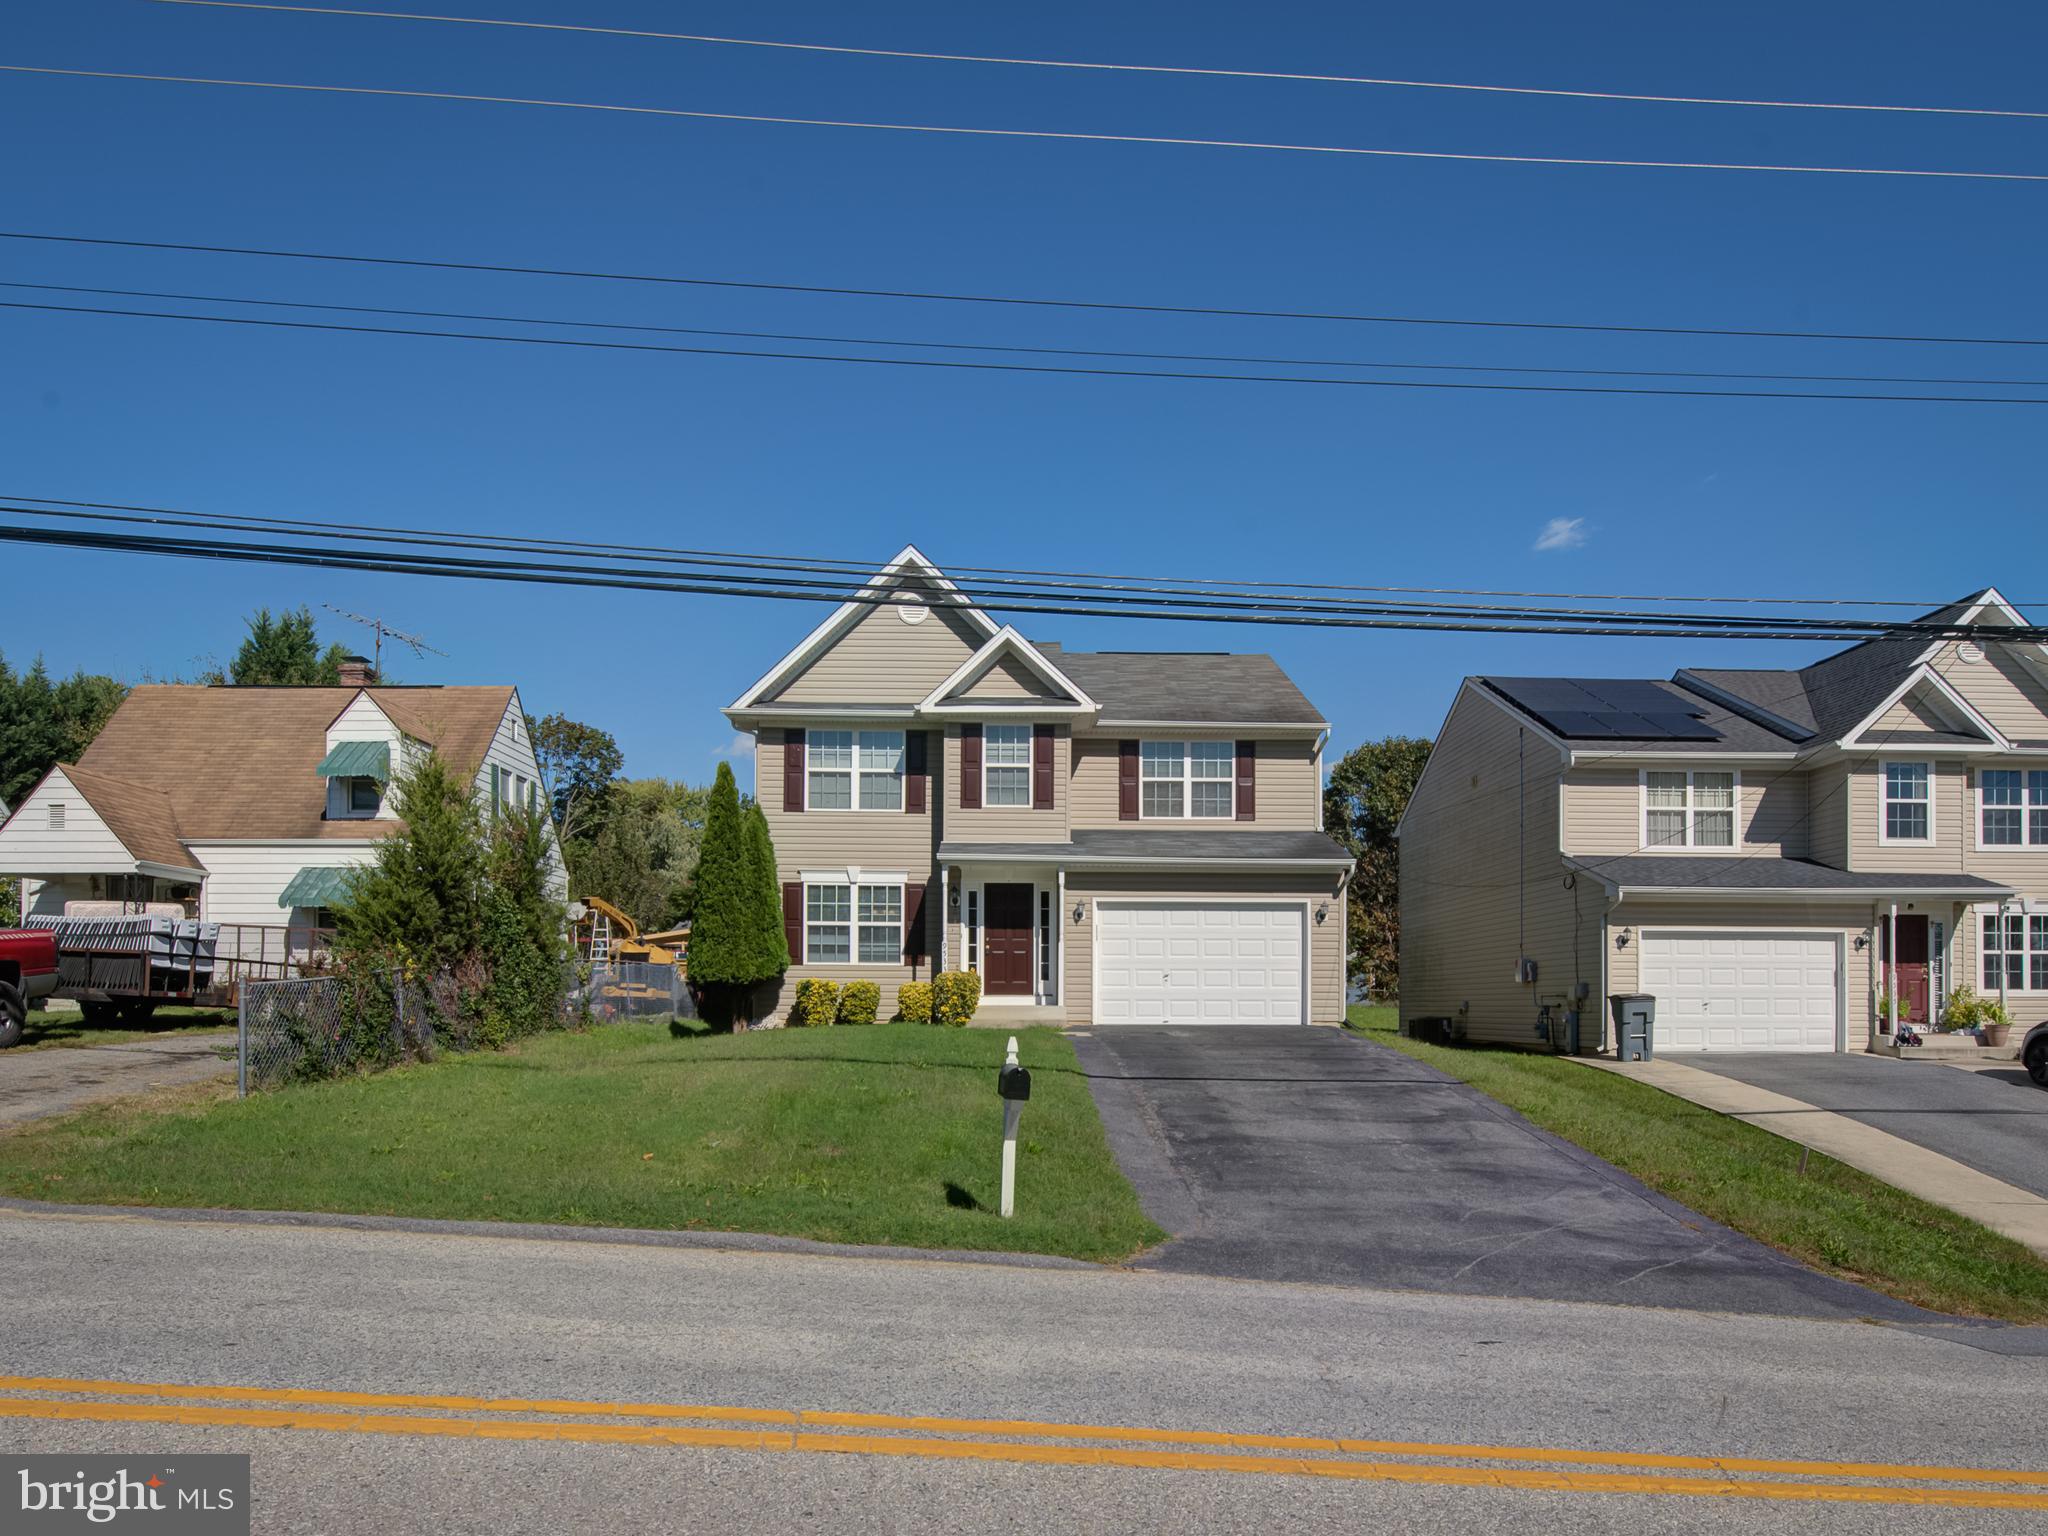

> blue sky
[5,0,2046,779]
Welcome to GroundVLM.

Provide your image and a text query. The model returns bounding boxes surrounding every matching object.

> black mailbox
[997,1064,1032,1102]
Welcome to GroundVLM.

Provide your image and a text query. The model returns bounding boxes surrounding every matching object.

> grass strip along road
[0,1374,2042,1512]
[1346,1006,2048,1323]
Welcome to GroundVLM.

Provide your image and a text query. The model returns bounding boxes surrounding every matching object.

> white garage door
[1093,903,1306,1024]
[1639,931,1840,1052]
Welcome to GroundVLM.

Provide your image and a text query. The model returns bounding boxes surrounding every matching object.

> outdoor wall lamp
[1314,902,1329,924]
[1615,928,1631,948]
[1071,902,1085,923]
[1855,934,1869,951]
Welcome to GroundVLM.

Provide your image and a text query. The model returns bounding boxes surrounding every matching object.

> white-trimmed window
[965,889,980,970]
[1881,761,1933,843]
[1979,769,2048,848]
[1140,740,1234,819]
[1641,769,1737,849]
[807,729,904,811]
[805,880,906,966]
[984,724,1031,806]
[1981,911,2048,993]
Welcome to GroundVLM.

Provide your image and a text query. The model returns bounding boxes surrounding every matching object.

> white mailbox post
[996,1034,1031,1219]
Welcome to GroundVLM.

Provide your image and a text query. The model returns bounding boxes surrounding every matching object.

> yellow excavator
[571,896,688,968]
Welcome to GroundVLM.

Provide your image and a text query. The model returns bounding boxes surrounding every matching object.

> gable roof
[75,684,515,841]
[52,763,201,873]
[1036,645,1326,727]
[919,627,1098,712]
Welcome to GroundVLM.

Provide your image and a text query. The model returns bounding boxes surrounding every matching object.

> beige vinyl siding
[1398,688,1595,1047]
[1062,871,1347,1024]
[1809,761,1852,868]
[1846,760,1972,874]
[1068,734,1319,831]
[0,769,158,875]
[770,599,985,706]
[1928,639,2048,742]
[954,654,1064,701]
[1560,766,1810,858]
[756,725,940,1024]
[1866,691,1966,742]
[941,724,1070,844]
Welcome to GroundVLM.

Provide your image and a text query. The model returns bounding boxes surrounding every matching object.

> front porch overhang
[1568,854,2013,905]
[939,829,1354,873]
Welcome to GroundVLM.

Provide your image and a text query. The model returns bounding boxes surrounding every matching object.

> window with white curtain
[1642,770,1736,849]
[984,724,1031,806]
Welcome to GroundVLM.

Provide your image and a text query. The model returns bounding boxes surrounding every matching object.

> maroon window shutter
[1118,740,1139,821]
[905,730,928,814]
[782,729,805,813]
[903,880,927,960]
[1033,724,1055,809]
[961,725,982,809]
[782,881,803,965]
[1235,740,1257,821]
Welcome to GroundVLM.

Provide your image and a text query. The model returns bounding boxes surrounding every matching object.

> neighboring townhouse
[0,672,565,947]
[1399,589,2046,1055]
[724,547,1353,1027]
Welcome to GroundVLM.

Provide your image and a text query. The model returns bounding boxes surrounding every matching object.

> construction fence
[237,963,690,1093]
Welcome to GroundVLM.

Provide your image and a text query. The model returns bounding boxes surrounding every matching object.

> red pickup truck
[0,926,60,1048]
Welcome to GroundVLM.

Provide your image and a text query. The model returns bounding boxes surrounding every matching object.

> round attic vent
[897,597,930,625]
[1958,641,1986,664]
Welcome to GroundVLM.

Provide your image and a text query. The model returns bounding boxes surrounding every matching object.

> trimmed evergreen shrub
[896,980,934,1024]
[688,762,788,1027]
[837,979,881,1026]
[743,799,793,974]
[791,977,841,1027]
[932,969,982,1027]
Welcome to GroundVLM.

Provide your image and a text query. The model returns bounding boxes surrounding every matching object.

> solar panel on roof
[1489,678,1721,741]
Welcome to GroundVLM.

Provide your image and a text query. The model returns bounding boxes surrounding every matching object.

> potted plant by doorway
[1941,986,2013,1047]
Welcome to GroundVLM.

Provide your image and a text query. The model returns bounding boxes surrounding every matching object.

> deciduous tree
[1323,735,1433,999]
[528,713,624,851]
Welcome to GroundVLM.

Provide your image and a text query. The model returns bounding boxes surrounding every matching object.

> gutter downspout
[1313,728,1330,832]
[939,864,950,973]
[1888,900,1900,1037]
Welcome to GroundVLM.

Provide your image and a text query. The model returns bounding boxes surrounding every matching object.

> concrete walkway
[1581,1057,2048,1260]
[0,1034,236,1128]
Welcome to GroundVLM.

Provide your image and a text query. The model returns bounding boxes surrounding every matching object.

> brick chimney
[338,655,376,687]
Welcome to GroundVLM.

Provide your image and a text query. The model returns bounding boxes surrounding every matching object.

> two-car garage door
[1094,902,1306,1025]
[1638,931,1841,1052]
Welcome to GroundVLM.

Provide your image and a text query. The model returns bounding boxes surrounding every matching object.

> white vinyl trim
[1636,767,1743,852]
[1841,664,2010,750]
[915,625,1100,713]
[1876,758,1937,846]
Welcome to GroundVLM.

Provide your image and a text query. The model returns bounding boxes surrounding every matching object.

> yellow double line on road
[2,1374,2044,1510]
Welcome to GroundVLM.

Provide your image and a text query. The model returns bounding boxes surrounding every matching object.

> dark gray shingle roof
[1569,854,2011,895]
[938,829,1352,864]
[1035,645,1325,725]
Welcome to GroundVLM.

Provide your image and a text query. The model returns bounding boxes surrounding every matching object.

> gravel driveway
[0,1034,236,1128]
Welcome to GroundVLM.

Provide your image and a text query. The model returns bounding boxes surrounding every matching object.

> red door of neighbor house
[1884,915,1931,1024]
[982,884,1035,996]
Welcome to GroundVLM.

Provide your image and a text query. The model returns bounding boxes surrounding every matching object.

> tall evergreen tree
[0,653,128,807]
[743,799,792,975]
[227,607,350,686]
[334,751,485,969]
[687,762,786,1026]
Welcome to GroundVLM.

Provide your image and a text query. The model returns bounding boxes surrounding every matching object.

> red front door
[1884,915,1931,1024]
[982,884,1035,997]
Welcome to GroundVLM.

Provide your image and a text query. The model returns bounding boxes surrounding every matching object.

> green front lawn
[1347,1006,2048,1322]
[15,1006,238,1053]
[0,1020,1163,1262]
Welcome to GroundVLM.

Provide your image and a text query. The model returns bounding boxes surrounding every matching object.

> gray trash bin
[1610,994,1655,1061]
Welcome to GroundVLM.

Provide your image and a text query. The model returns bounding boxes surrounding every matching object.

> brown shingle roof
[75,685,515,841]
[55,763,200,872]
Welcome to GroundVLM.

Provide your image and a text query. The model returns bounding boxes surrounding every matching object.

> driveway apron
[1073,1026,1927,1321]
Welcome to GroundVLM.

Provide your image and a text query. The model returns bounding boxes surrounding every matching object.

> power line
[11,280,2048,393]
[8,63,2046,183]
[7,494,2010,613]
[11,231,2045,350]
[148,0,2048,123]
[17,298,2048,406]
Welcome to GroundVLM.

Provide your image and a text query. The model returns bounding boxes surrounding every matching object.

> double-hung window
[1642,770,1736,849]
[984,724,1032,806]
[1981,912,2048,992]
[807,730,904,810]
[1980,769,2048,847]
[805,881,905,965]
[1140,740,1234,819]
[1881,762,1932,843]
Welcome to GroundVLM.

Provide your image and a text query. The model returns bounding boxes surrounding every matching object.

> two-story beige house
[1399,589,2045,1055]
[725,547,1353,1027]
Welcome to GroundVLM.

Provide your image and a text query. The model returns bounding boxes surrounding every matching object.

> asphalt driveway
[1072,1026,1925,1321]
[0,1034,235,1128]
[1687,1053,2048,1201]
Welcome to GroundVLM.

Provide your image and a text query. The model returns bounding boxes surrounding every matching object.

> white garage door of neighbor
[1639,931,1840,1052]
[1094,902,1306,1025]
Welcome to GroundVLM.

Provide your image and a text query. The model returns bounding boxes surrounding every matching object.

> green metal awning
[277,866,356,909]
[314,740,390,779]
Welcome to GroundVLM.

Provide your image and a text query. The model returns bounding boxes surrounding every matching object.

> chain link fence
[239,962,690,1093]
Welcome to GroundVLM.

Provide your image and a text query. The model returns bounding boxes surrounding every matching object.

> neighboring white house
[0,679,565,947]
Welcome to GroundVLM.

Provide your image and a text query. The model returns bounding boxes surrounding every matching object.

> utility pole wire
[14,299,2048,405]
[148,1,2048,122]
[6,65,2045,182]
[11,231,2046,349]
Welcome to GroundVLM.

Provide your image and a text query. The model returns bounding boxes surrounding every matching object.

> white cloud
[716,732,755,761]
[1533,516,1589,552]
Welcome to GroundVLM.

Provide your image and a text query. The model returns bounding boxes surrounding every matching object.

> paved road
[0,1033,235,1127]
[0,1207,2042,1534]
[1691,1053,2048,1200]
[1073,1026,1921,1319]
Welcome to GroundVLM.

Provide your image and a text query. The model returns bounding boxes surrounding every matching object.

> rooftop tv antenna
[322,605,447,679]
